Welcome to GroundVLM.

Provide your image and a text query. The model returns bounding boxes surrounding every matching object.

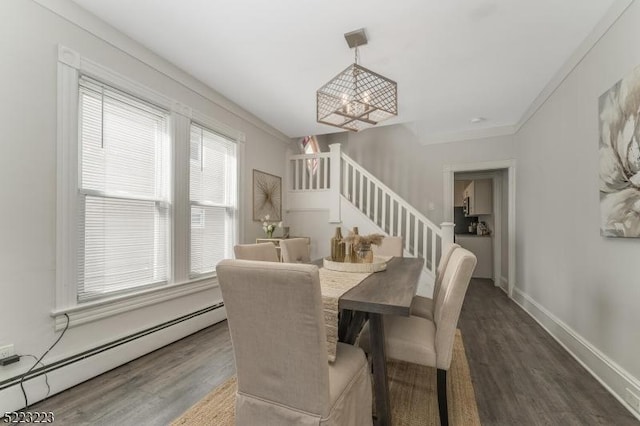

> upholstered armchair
[358,248,476,426]
[233,242,279,262]
[216,260,373,426]
[279,238,311,263]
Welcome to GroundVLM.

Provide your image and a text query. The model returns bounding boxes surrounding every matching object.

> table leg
[338,309,368,345]
[338,309,353,343]
[369,313,391,426]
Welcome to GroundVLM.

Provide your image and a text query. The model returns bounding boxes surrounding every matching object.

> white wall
[0,0,288,410]
[514,0,640,411]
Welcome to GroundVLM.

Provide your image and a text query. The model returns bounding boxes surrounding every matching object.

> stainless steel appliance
[463,196,470,216]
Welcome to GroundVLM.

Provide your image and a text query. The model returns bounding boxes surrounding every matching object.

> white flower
[599,66,640,236]
[260,216,283,236]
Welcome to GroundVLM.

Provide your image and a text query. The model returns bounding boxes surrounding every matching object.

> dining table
[313,256,424,426]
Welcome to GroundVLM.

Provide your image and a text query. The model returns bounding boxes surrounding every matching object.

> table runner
[319,268,371,362]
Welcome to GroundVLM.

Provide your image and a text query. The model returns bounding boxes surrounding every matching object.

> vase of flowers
[261,215,282,238]
[343,232,384,263]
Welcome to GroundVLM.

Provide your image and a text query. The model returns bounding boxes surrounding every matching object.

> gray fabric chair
[280,238,311,263]
[233,242,279,262]
[358,248,476,426]
[216,259,373,426]
[371,236,403,257]
[410,243,461,320]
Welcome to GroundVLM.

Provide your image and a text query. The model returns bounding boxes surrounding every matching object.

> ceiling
[69,0,617,140]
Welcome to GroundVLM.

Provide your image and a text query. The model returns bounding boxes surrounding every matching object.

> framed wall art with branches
[253,169,282,221]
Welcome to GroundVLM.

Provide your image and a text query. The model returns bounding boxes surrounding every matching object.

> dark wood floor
[458,279,638,426]
[31,279,638,425]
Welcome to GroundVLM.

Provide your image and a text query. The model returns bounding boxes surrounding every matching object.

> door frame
[443,160,516,298]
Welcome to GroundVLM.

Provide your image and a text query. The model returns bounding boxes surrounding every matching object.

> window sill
[51,275,219,331]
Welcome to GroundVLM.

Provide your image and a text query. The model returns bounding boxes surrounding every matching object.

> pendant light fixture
[316,28,397,132]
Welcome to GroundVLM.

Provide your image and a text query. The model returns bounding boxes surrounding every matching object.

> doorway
[443,160,516,298]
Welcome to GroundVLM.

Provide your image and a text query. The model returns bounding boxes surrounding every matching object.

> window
[189,124,237,275]
[56,45,243,320]
[78,77,170,301]
[301,135,320,175]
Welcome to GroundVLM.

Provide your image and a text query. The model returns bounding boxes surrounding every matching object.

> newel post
[329,143,342,223]
[440,222,455,252]
[284,146,293,211]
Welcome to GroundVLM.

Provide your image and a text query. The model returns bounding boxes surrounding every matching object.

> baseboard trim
[499,276,509,293]
[0,305,227,412]
[512,287,640,421]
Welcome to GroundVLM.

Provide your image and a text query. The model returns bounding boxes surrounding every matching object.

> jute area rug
[172,330,480,425]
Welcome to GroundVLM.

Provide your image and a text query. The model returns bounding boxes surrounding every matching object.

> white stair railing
[288,152,332,191]
[286,144,453,276]
[340,153,452,275]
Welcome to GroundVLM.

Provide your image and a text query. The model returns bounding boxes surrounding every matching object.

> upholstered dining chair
[279,238,311,263]
[371,236,403,257]
[358,248,476,426]
[216,259,373,426]
[410,243,461,320]
[233,242,279,262]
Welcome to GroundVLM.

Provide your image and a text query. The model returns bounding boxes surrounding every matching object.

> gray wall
[0,0,288,404]
[312,0,640,400]
[340,124,515,225]
[514,0,640,382]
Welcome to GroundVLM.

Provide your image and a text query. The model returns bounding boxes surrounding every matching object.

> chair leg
[437,368,448,426]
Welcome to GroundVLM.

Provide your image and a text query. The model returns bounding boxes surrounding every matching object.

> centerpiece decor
[343,231,384,263]
[330,227,346,262]
[261,215,282,238]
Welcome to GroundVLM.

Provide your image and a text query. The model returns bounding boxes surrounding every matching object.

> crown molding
[415,0,634,146]
[31,0,292,145]
[417,124,516,145]
[514,0,635,132]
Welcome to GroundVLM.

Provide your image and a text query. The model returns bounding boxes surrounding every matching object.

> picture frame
[599,65,640,237]
[253,169,282,221]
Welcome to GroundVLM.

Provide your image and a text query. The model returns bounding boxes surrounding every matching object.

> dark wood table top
[313,257,424,316]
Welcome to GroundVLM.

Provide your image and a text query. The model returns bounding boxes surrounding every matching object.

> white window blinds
[189,123,237,275]
[78,77,170,301]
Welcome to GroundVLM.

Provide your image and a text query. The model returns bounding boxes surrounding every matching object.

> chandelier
[316,28,397,132]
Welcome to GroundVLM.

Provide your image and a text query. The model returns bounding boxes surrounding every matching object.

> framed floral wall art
[253,169,282,221]
[599,65,640,237]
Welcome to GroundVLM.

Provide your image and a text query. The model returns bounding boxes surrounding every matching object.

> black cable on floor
[17,355,51,399]
[18,313,70,410]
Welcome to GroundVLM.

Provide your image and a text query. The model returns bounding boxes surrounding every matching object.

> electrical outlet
[626,388,640,412]
[0,344,15,360]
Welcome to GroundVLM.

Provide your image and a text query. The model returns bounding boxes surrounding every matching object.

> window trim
[188,122,239,278]
[56,45,245,327]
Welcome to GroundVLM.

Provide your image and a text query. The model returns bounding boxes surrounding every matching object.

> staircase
[287,143,453,284]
